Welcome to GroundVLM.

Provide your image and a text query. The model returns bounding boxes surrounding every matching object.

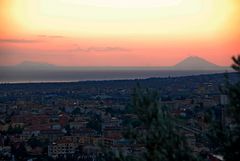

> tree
[71,107,81,115]
[102,88,200,161]
[222,56,240,161]
[207,55,240,161]
[7,124,23,134]
[27,136,43,149]
[11,142,28,161]
[86,114,102,133]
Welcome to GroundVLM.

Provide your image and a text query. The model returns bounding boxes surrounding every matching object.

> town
[0,72,237,161]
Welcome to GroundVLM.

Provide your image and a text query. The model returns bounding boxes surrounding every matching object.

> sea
[0,69,228,83]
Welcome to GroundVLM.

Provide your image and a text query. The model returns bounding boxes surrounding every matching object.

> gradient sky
[0,0,239,66]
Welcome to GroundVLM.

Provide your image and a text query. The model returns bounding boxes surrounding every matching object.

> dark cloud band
[0,39,43,43]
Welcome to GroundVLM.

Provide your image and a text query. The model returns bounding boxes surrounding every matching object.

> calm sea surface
[0,69,226,83]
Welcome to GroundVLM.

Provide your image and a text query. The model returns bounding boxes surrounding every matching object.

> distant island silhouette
[174,56,220,70]
[9,56,227,70]
[0,56,232,83]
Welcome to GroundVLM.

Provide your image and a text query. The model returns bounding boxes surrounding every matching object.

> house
[48,139,77,158]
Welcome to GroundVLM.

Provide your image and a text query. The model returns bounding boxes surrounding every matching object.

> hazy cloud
[0,39,43,43]
[37,35,64,38]
[69,46,130,53]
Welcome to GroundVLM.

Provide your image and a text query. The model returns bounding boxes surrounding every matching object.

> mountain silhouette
[174,56,220,70]
[2,57,230,71]
[0,57,232,82]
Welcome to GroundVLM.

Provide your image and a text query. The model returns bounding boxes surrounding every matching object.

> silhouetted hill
[0,58,232,83]
[174,56,220,70]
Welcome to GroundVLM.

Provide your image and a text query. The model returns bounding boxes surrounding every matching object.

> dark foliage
[207,55,240,161]
[102,88,201,161]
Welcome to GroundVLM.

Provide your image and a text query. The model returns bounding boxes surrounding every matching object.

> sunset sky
[0,0,239,66]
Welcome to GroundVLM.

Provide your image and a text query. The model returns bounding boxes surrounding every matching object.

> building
[48,139,77,158]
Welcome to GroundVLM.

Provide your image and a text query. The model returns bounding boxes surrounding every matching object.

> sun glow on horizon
[61,0,183,8]
[5,0,236,39]
[0,0,239,66]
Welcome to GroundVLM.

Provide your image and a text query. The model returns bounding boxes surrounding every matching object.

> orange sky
[0,0,240,66]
